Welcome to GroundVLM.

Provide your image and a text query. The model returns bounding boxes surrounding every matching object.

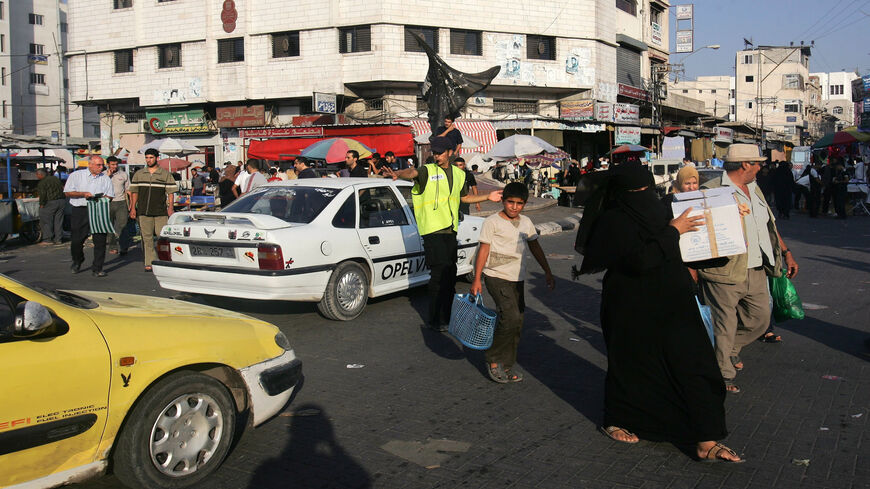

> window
[0,34,4,52]
[60,22,67,33]
[616,0,636,15]
[743,54,753,64]
[784,103,800,113]
[404,26,438,53]
[616,45,641,87]
[745,75,754,83]
[113,0,132,8]
[745,101,753,109]
[730,89,736,98]
[830,84,844,96]
[338,25,371,53]
[158,43,181,68]
[217,38,244,63]
[698,90,703,93]
[449,29,482,56]
[1,101,6,119]
[122,111,145,123]
[272,31,300,58]
[730,105,736,115]
[1,67,5,86]
[0,2,4,20]
[493,98,538,114]
[526,35,556,60]
[29,13,44,25]
[650,4,663,24]
[682,89,688,93]
[223,187,339,224]
[30,73,46,85]
[358,188,408,228]
[157,0,177,2]
[832,106,844,115]
[364,98,383,111]
[332,195,356,228]
[782,73,803,89]
[114,49,133,73]
[29,44,45,55]
[416,97,429,112]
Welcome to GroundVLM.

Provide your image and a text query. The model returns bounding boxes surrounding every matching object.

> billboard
[675,4,693,20]
[145,109,209,134]
[615,126,641,145]
[676,30,693,53]
[560,100,594,120]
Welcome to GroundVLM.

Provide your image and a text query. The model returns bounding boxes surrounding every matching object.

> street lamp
[678,44,720,63]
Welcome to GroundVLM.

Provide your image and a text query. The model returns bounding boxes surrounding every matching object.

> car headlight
[274,331,292,351]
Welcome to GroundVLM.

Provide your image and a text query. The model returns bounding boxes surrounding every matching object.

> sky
[672,0,870,80]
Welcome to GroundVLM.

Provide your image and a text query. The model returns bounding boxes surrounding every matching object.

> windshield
[221,186,340,223]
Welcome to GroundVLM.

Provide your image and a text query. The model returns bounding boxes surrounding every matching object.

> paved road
[1,211,868,489]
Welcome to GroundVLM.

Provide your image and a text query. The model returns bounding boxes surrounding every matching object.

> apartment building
[66,0,672,164]
[668,75,734,121]
[811,70,858,131]
[0,1,11,133]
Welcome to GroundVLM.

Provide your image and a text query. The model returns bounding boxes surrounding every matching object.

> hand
[475,203,482,212]
[83,192,94,198]
[488,190,503,202]
[470,278,482,296]
[167,208,174,217]
[544,272,555,290]
[785,252,798,279]
[669,207,705,234]
[129,209,137,219]
[382,167,398,181]
[737,203,750,216]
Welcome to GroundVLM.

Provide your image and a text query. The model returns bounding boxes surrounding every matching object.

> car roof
[260,178,411,189]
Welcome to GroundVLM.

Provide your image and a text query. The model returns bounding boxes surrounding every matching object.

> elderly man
[63,156,114,276]
[696,144,799,394]
[35,168,66,245]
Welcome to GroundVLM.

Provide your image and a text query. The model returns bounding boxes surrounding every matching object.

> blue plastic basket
[448,293,498,350]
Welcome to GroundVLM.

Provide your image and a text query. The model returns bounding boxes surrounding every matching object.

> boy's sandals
[729,355,744,371]
[724,379,741,394]
[487,363,523,384]
[699,443,744,463]
[760,332,782,343]
[599,426,639,444]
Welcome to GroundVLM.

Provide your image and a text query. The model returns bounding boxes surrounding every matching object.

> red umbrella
[610,144,651,154]
[158,158,191,171]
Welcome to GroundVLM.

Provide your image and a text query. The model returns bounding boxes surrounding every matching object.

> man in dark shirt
[434,114,463,154]
[294,157,318,179]
[454,157,481,214]
[36,169,66,245]
[346,150,369,178]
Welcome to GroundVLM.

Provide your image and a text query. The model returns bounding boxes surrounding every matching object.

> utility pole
[55,0,66,145]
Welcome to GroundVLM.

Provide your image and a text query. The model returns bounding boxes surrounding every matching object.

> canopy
[487,134,560,159]
[247,132,414,161]
[610,144,651,154]
[158,158,191,171]
[139,137,200,155]
[401,119,497,155]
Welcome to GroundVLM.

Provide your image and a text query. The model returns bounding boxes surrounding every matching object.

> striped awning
[399,119,498,155]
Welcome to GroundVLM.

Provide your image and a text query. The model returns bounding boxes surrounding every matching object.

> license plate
[189,245,235,258]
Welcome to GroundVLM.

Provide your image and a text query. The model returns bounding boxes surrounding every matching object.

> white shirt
[721,172,774,269]
[234,170,250,190]
[64,169,115,207]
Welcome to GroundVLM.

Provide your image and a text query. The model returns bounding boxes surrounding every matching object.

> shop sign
[651,22,663,46]
[714,126,733,143]
[595,102,613,122]
[676,30,693,53]
[28,55,48,65]
[675,4,693,20]
[239,127,324,138]
[786,116,797,123]
[560,100,594,120]
[613,103,640,124]
[145,109,209,134]
[615,126,641,145]
[863,99,870,113]
[216,105,266,128]
[314,92,337,114]
[618,83,649,101]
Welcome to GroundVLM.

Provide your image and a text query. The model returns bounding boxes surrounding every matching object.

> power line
[794,0,848,40]
[805,0,869,41]
[814,10,870,41]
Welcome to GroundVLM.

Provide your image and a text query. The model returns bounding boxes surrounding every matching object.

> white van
[790,146,812,179]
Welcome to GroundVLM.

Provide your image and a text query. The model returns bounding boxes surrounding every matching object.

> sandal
[487,363,509,384]
[699,443,744,463]
[724,380,741,394]
[760,332,782,343]
[730,355,744,371]
[599,426,639,444]
[144,266,153,273]
[503,368,524,383]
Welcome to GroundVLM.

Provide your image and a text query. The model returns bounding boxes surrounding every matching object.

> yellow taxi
[0,274,302,488]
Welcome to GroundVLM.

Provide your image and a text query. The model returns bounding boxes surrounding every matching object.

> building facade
[668,75,733,121]
[66,0,674,164]
[0,0,11,133]
[811,70,858,131]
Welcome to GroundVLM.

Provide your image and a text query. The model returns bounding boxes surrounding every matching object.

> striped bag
[87,197,115,235]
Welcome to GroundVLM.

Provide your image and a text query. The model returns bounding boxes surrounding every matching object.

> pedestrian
[242,159,268,193]
[832,161,849,219]
[567,160,581,186]
[695,144,798,393]
[345,151,369,178]
[232,162,251,199]
[106,156,131,255]
[130,148,177,272]
[772,160,793,219]
[369,152,386,176]
[63,156,115,277]
[801,162,822,218]
[207,165,221,185]
[384,151,402,171]
[190,167,207,196]
[267,167,282,182]
[470,182,554,383]
[453,157,481,214]
[35,168,66,245]
[575,162,742,462]
[386,136,501,331]
[218,164,237,208]
[821,161,835,215]
[434,113,463,155]
[294,157,318,179]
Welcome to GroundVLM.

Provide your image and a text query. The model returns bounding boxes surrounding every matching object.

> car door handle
[368,236,380,245]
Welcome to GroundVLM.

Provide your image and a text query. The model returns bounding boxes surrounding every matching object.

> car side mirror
[14,301,54,337]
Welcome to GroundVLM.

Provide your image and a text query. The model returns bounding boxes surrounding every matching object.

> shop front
[145,108,219,169]
[245,125,414,163]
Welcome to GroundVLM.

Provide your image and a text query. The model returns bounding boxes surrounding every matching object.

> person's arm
[527,239,555,290]
[461,190,501,204]
[385,166,418,181]
[469,242,490,296]
[129,193,138,219]
[63,175,92,199]
[776,231,798,278]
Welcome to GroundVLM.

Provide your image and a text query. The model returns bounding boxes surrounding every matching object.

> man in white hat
[695,144,799,394]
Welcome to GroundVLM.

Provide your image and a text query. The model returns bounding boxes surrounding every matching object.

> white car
[153,178,484,320]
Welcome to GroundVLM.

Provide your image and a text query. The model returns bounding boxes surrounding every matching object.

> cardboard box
[671,187,746,262]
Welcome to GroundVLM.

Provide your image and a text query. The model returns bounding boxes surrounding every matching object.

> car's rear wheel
[113,371,236,489]
[317,261,368,321]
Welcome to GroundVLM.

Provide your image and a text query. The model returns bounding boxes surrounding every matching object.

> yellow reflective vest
[411,164,466,235]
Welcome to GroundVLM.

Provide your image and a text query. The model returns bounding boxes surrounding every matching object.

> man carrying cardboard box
[696,144,799,394]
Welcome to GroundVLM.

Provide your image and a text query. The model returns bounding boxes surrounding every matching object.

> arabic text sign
[613,103,640,124]
[676,30,693,53]
[145,109,209,135]
[314,92,337,114]
[595,102,612,122]
[675,4,693,20]
[714,126,733,143]
[651,22,663,46]
[239,127,325,138]
[560,100,594,120]
[615,126,641,145]
[216,105,266,128]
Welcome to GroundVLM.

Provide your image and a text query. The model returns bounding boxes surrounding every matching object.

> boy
[470,182,555,383]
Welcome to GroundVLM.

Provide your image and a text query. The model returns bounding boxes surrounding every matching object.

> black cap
[430,136,453,154]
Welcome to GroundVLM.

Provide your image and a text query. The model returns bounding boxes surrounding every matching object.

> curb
[535,211,583,236]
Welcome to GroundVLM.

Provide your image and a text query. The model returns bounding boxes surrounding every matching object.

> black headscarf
[575,163,666,273]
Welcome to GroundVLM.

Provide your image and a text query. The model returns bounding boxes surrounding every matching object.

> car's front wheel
[317,261,369,321]
[113,371,237,489]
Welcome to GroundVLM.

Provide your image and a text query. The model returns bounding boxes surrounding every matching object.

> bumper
[238,350,303,426]
[152,261,331,301]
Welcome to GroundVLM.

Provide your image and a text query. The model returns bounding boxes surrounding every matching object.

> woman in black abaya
[575,163,742,463]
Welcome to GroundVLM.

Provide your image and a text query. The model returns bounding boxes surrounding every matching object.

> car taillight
[156,238,172,262]
[257,244,284,270]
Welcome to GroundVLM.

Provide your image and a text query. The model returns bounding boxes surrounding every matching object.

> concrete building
[668,75,734,121]
[811,70,858,131]
[65,0,682,164]
[0,1,10,133]
[6,0,99,141]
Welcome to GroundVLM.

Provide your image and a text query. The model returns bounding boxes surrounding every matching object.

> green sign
[145,109,209,134]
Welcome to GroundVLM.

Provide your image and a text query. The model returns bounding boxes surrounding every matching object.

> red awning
[246,126,414,160]
[399,119,498,155]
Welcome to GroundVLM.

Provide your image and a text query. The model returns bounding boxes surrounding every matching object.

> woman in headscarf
[661,165,700,218]
[772,160,794,219]
[575,162,742,463]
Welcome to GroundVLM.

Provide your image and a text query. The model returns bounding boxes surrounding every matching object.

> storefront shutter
[616,46,641,87]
